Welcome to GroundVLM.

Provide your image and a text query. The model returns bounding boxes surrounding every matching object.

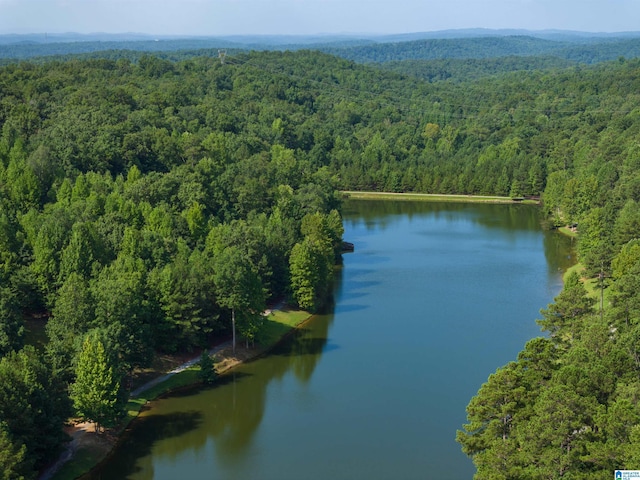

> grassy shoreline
[341,190,539,204]
[51,306,314,480]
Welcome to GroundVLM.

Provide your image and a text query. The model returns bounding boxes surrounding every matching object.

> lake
[88,200,574,480]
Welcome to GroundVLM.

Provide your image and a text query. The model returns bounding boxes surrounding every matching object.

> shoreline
[47,304,314,480]
[341,190,539,204]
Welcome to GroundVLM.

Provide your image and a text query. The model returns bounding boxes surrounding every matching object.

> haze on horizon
[1,0,639,37]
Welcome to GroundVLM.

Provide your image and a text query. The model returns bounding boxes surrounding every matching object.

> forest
[1,36,640,477]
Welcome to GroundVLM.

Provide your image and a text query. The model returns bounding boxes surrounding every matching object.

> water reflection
[89,273,340,479]
[343,199,545,234]
[89,411,204,479]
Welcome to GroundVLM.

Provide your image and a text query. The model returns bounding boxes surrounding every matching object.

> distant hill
[319,35,640,64]
[1,30,640,63]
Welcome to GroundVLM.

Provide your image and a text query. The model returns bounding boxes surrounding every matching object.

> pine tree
[70,333,124,432]
[538,271,595,341]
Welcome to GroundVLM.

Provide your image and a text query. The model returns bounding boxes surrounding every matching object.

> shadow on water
[88,411,203,479]
[156,371,254,400]
[88,272,342,478]
[334,303,369,314]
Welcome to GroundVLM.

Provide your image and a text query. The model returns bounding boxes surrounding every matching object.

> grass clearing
[563,262,612,310]
[52,445,107,480]
[260,308,312,347]
[341,190,533,204]
[133,368,201,402]
[558,226,578,238]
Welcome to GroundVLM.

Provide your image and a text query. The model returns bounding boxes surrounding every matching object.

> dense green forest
[1,42,640,477]
[377,55,576,82]
[0,50,348,478]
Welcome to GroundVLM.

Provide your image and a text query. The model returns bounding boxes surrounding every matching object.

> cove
[88,200,574,480]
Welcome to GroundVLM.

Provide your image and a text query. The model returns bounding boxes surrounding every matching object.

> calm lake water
[89,200,574,480]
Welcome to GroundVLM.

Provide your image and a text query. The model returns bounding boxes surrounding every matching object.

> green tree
[70,333,124,432]
[457,362,526,478]
[57,222,100,283]
[538,271,595,342]
[516,384,600,479]
[0,422,30,480]
[0,211,20,278]
[614,200,640,248]
[0,287,24,357]
[612,239,640,280]
[91,255,153,369]
[0,347,69,473]
[578,207,615,277]
[289,236,332,312]
[542,170,570,224]
[46,273,94,379]
[148,244,218,352]
[198,351,216,385]
[29,207,73,303]
[182,201,208,245]
[213,246,265,352]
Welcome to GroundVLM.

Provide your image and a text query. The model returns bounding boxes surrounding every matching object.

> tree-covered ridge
[379,56,577,83]
[321,36,640,64]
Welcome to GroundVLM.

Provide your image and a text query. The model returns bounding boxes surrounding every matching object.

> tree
[289,236,332,311]
[148,244,218,352]
[612,239,640,280]
[577,207,614,277]
[516,384,599,479]
[70,333,124,432]
[538,270,595,342]
[0,286,24,357]
[57,222,100,284]
[91,255,153,369]
[198,351,216,385]
[0,347,69,473]
[46,273,94,379]
[456,362,526,478]
[613,200,640,248]
[542,170,569,224]
[213,246,265,352]
[0,422,30,480]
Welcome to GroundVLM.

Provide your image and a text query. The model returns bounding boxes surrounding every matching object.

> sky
[1,0,639,36]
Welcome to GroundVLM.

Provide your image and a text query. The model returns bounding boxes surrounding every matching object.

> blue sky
[1,0,639,36]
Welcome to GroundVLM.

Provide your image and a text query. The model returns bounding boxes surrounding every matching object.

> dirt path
[131,299,285,397]
[130,339,232,397]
